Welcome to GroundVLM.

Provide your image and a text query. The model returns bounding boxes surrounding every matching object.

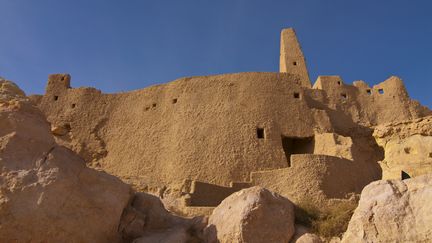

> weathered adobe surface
[29,28,431,211]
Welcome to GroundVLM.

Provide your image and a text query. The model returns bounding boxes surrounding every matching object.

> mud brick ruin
[30,28,431,215]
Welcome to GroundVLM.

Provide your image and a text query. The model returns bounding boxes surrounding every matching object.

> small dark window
[428,152,432,158]
[54,96,59,101]
[378,89,384,94]
[293,61,297,66]
[366,89,372,95]
[401,171,411,180]
[172,98,178,104]
[152,103,157,108]
[341,93,347,99]
[61,77,65,81]
[71,104,76,108]
[257,128,265,139]
[64,123,71,130]
[337,81,341,85]
[145,107,150,111]
[293,92,300,99]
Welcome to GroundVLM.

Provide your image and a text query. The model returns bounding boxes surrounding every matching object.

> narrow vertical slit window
[257,128,265,139]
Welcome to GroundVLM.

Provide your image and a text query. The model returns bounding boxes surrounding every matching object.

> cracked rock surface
[341,174,432,243]
[0,79,132,242]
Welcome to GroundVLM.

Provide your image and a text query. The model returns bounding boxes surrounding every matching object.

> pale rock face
[119,192,207,242]
[379,134,432,179]
[0,78,26,98]
[294,233,323,243]
[290,224,312,242]
[0,82,132,243]
[205,186,295,243]
[341,174,432,242]
[374,116,432,179]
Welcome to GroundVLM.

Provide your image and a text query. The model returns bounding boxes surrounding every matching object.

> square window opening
[257,128,265,139]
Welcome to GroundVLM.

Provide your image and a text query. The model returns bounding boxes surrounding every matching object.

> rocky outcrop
[341,174,432,242]
[205,186,295,243]
[0,80,132,242]
[374,116,432,179]
[295,233,322,243]
[120,192,207,242]
[0,78,26,97]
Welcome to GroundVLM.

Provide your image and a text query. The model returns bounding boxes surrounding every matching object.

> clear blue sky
[1,0,431,108]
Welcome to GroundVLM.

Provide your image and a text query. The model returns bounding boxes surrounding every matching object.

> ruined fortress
[30,28,431,214]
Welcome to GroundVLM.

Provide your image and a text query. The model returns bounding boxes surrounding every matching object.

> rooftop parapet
[45,74,71,94]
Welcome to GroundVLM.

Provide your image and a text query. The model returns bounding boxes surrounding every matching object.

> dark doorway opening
[281,136,314,167]
[401,171,411,180]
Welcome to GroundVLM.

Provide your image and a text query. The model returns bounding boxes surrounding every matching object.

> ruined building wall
[38,72,319,187]
[35,71,428,190]
[32,28,431,208]
[309,75,430,128]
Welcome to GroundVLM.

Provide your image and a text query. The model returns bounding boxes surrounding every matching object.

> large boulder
[120,192,207,243]
[0,81,132,242]
[294,233,322,243]
[341,174,432,242]
[204,186,295,243]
